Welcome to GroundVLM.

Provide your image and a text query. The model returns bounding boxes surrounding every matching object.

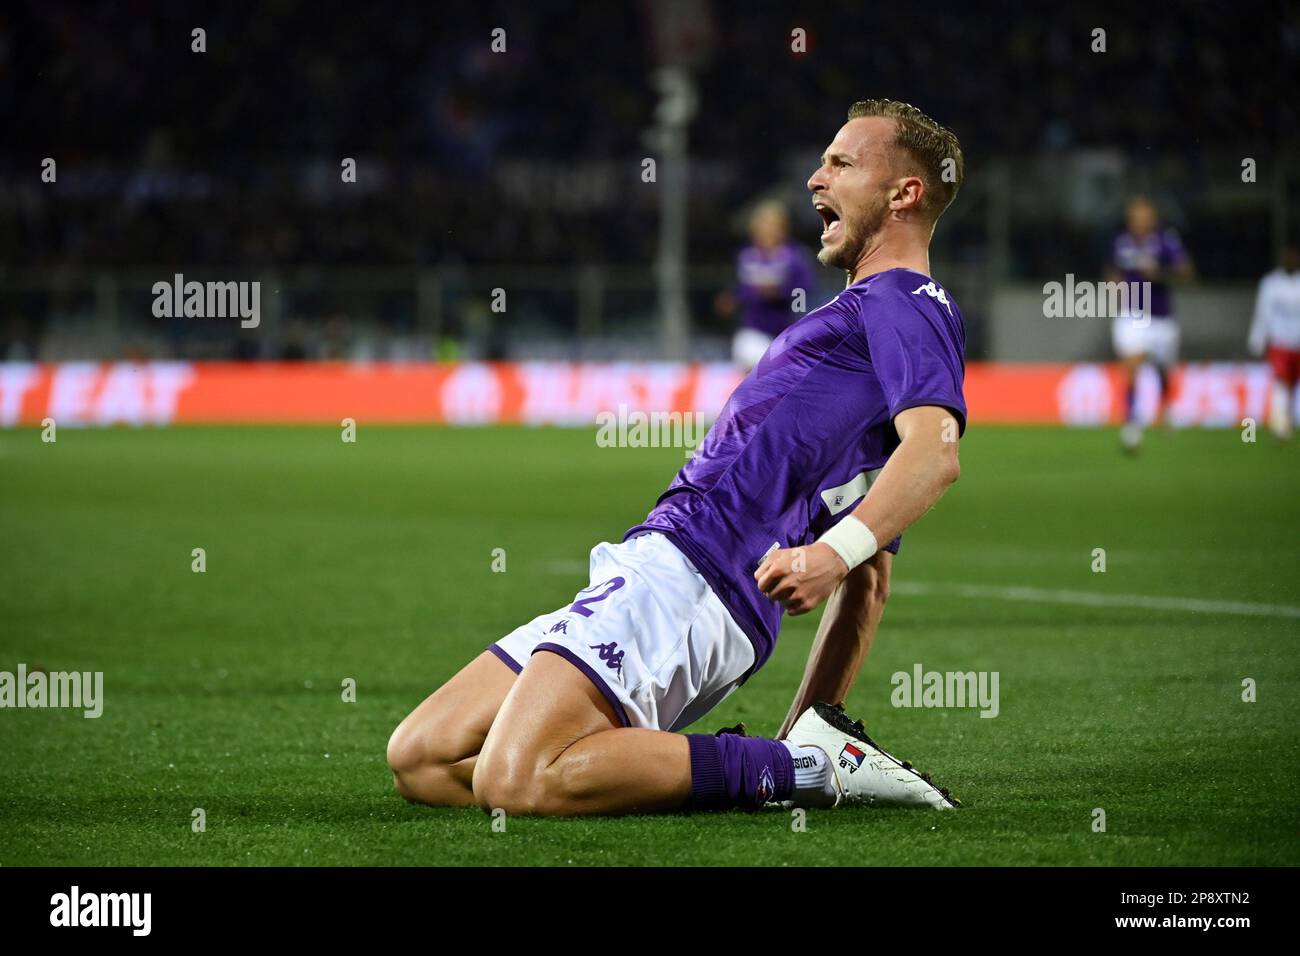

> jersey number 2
[569,576,626,617]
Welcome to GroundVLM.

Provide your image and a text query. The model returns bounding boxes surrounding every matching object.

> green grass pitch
[1,424,1297,866]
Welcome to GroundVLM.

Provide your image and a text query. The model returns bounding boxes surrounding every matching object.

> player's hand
[754,542,847,616]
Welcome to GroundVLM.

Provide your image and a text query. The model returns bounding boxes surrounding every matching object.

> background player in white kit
[1248,240,1300,440]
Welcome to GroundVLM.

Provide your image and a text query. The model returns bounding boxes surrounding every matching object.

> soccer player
[1107,196,1195,451]
[1248,240,1300,440]
[388,100,967,815]
[720,201,817,371]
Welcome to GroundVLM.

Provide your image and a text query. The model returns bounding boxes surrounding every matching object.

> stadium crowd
[2,0,1294,359]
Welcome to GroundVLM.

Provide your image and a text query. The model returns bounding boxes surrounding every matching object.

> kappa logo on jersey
[912,281,953,315]
[838,742,866,774]
[549,620,569,634]
[589,641,624,673]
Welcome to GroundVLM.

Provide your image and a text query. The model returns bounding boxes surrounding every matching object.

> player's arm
[755,404,960,616]
[775,552,889,738]
[839,403,961,548]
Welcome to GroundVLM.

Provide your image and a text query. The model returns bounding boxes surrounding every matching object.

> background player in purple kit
[1106,195,1196,451]
[387,99,967,815]
[718,201,818,371]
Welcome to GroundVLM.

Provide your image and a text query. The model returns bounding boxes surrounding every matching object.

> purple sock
[686,733,794,810]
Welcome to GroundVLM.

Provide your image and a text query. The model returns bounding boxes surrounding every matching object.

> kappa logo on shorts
[549,620,570,634]
[589,641,624,673]
[838,742,866,774]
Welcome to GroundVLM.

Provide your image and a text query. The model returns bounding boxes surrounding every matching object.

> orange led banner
[0,361,1276,428]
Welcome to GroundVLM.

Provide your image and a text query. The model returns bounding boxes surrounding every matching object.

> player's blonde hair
[846,99,963,223]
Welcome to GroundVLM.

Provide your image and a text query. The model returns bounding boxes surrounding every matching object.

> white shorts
[489,532,755,732]
[1112,315,1179,366]
[732,328,774,369]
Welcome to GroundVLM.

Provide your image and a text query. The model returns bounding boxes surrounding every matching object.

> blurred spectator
[717,201,815,370]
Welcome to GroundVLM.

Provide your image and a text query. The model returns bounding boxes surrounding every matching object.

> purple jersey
[736,243,817,337]
[627,268,967,676]
[1112,228,1187,318]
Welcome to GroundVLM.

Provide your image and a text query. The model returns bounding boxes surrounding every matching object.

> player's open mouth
[814,201,842,242]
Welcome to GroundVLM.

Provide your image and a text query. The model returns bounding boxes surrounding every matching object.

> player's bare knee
[473,748,589,816]
[385,720,426,778]
[470,748,506,810]
[534,756,601,813]
[386,734,426,801]
[388,723,471,806]
[388,704,480,774]
[386,724,457,802]
[472,761,541,816]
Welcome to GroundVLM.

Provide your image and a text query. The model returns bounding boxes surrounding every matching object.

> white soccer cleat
[787,703,958,809]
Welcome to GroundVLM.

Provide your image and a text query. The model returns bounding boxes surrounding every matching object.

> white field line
[543,556,1294,616]
[890,581,1300,619]
[547,559,1299,619]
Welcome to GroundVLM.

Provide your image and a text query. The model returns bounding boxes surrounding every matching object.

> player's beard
[817,193,891,274]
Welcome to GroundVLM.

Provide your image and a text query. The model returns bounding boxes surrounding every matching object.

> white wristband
[817,515,879,571]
